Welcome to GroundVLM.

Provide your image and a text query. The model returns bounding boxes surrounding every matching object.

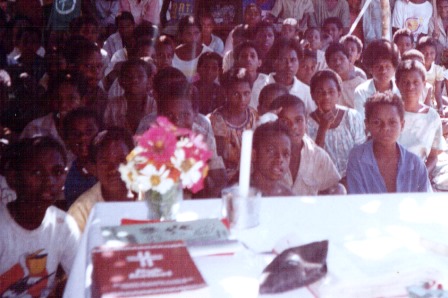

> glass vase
[144,183,183,221]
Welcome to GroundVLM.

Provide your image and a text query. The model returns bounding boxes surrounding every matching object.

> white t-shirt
[250,73,269,110]
[392,0,433,41]
[173,45,213,82]
[0,205,80,297]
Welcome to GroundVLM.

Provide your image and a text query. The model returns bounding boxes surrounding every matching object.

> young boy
[270,94,344,195]
[199,13,224,55]
[154,35,175,70]
[393,28,414,56]
[325,42,366,108]
[103,12,135,60]
[280,18,298,40]
[258,83,289,116]
[303,27,327,71]
[339,34,367,79]
[296,49,318,85]
[322,17,343,44]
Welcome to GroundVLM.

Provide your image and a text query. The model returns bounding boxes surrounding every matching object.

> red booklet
[91,241,209,297]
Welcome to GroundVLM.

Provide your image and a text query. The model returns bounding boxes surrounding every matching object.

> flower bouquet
[119,117,213,220]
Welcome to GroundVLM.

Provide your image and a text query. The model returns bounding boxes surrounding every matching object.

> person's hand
[318,110,337,130]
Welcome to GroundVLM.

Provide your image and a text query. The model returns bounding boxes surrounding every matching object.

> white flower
[139,164,175,194]
[171,148,204,189]
[119,161,140,192]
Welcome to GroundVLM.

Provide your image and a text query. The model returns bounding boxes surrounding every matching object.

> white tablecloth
[64,193,448,297]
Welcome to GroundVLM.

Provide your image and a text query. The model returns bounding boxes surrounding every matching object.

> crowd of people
[1,0,448,295]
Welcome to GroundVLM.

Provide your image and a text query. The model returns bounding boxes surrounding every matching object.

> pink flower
[138,127,177,165]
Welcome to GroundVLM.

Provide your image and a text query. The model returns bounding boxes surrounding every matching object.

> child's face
[254,134,291,181]
[258,89,287,115]
[79,51,103,87]
[19,149,67,205]
[396,36,413,55]
[162,98,195,129]
[66,117,99,162]
[255,27,275,53]
[327,51,351,79]
[244,7,261,27]
[279,104,307,144]
[371,59,395,86]
[227,82,251,113]
[323,23,342,42]
[281,24,296,40]
[118,19,135,40]
[96,140,130,195]
[237,47,261,73]
[200,17,214,35]
[182,25,201,44]
[420,45,437,67]
[197,59,220,84]
[305,29,321,51]
[274,48,299,82]
[366,104,403,146]
[56,82,82,117]
[156,45,174,69]
[397,70,425,102]
[119,65,149,96]
[296,57,317,85]
[343,41,361,65]
[79,24,99,43]
[312,78,341,112]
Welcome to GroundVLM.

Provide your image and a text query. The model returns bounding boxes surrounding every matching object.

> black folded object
[259,240,329,294]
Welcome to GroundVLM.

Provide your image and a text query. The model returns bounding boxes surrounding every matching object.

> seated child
[62,108,100,208]
[401,49,433,105]
[347,92,432,193]
[103,12,135,60]
[209,67,258,182]
[199,13,224,55]
[325,42,366,108]
[339,34,367,79]
[68,127,136,232]
[416,36,445,113]
[234,41,268,109]
[193,52,226,115]
[103,58,157,133]
[154,35,175,70]
[252,121,294,196]
[354,39,401,118]
[393,28,414,56]
[302,27,327,71]
[323,17,343,45]
[296,49,318,86]
[253,21,276,74]
[0,136,80,296]
[280,18,298,40]
[271,94,344,195]
[258,83,289,116]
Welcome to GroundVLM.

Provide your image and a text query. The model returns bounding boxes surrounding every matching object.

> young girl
[173,15,212,82]
[62,108,100,208]
[354,39,400,118]
[252,121,294,196]
[68,127,136,232]
[271,94,344,195]
[209,67,258,182]
[258,83,289,116]
[347,92,432,193]
[308,69,366,178]
[0,136,80,296]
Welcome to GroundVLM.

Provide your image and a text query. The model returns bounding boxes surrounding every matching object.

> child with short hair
[354,39,401,117]
[393,28,414,56]
[62,108,101,208]
[154,35,175,70]
[0,136,80,295]
[253,21,276,73]
[347,92,432,193]
[251,121,294,196]
[68,127,136,232]
[209,67,258,182]
[234,41,268,109]
[270,94,344,195]
[199,13,224,55]
[339,34,367,79]
[416,36,445,113]
[325,42,366,108]
[258,83,289,115]
[193,52,226,115]
[104,58,157,133]
[296,49,318,85]
[323,17,343,44]
[303,27,327,71]
[103,12,135,59]
[280,18,298,40]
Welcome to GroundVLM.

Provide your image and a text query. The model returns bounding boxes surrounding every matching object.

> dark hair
[233,41,261,62]
[18,26,42,43]
[362,39,400,71]
[133,21,158,43]
[339,34,363,53]
[153,67,188,99]
[2,136,67,173]
[244,3,262,17]
[197,52,223,70]
[178,15,201,37]
[120,58,154,79]
[253,120,291,152]
[157,81,195,114]
[267,38,303,62]
[66,39,101,65]
[325,42,349,64]
[199,12,215,24]
[416,36,438,52]
[310,69,343,94]
[155,35,175,52]
[62,107,101,139]
[254,20,275,36]
[89,127,134,163]
[364,92,405,121]
[115,11,135,27]
[401,49,425,62]
[48,71,88,101]
[270,94,306,112]
[220,67,251,89]
[395,59,426,83]
[304,27,320,38]
[302,48,318,60]
[393,28,414,44]
[259,83,289,108]
[69,16,98,35]
[323,17,343,30]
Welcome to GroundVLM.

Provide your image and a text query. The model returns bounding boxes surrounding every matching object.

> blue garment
[64,159,97,208]
[347,140,432,194]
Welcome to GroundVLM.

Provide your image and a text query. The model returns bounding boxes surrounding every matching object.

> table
[64,193,448,297]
